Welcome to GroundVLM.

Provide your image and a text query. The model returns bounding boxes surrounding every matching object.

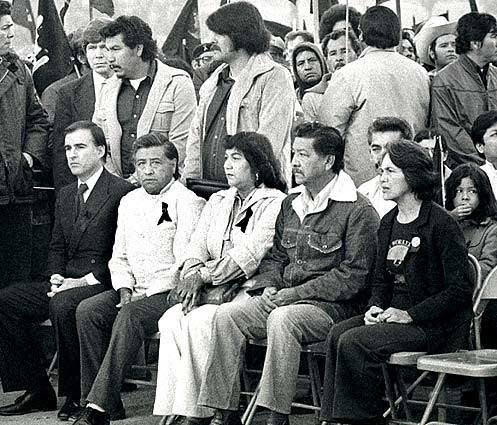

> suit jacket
[46,168,134,286]
[369,201,473,351]
[50,73,96,191]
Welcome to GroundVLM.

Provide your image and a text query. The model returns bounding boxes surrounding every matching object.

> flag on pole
[11,0,36,42]
[59,0,71,23]
[90,0,114,16]
[33,0,73,95]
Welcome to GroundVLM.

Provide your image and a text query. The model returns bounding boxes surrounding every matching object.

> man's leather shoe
[58,397,82,421]
[73,407,110,425]
[0,386,57,416]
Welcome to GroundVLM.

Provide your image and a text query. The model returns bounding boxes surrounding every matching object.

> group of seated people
[1,110,497,425]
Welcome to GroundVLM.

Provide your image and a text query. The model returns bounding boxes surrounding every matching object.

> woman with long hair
[320,140,473,425]
[153,132,287,425]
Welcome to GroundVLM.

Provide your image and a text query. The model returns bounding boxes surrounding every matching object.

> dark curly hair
[223,132,287,193]
[206,2,270,55]
[0,1,11,17]
[319,5,361,41]
[100,15,158,62]
[446,163,497,223]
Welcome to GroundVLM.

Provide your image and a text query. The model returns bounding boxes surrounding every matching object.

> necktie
[157,202,171,225]
[75,183,88,221]
[235,207,253,233]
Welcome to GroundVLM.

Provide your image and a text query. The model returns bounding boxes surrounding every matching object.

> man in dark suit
[0,120,134,419]
[51,17,113,191]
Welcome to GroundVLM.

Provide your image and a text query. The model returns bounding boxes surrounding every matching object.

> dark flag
[33,0,73,95]
[162,0,197,63]
[11,0,36,42]
[90,0,114,16]
[59,0,71,23]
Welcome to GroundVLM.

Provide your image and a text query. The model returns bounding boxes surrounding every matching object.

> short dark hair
[223,132,287,193]
[101,15,158,62]
[322,29,362,57]
[82,17,112,51]
[319,5,361,41]
[367,117,413,145]
[64,121,107,159]
[361,6,400,49]
[446,163,497,223]
[456,12,497,54]
[385,140,437,201]
[295,122,344,174]
[206,2,270,55]
[471,111,497,156]
[0,1,11,17]
[132,133,180,179]
[285,30,314,47]
[414,128,447,152]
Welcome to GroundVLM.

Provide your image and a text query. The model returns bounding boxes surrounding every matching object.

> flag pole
[89,1,93,20]
[26,0,37,43]
[345,0,349,65]
[312,0,319,44]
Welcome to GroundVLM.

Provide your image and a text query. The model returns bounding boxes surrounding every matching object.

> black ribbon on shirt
[235,207,252,233]
[157,202,172,225]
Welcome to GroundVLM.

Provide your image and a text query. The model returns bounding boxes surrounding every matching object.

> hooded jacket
[291,42,328,102]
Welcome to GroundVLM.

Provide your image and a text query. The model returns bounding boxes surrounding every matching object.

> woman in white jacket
[153,132,287,425]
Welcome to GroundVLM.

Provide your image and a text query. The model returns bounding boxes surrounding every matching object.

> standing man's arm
[431,81,483,165]
[23,64,50,169]
[51,86,76,190]
[168,76,197,170]
[317,71,355,136]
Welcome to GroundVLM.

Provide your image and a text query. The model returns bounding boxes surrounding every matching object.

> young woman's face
[380,154,412,202]
[454,177,480,214]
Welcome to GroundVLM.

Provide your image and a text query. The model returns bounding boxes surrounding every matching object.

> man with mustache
[95,16,196,182]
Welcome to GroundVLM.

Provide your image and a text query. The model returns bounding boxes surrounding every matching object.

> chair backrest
[186,178,229,200]
[468,254,482,297]
[473,262,497,350]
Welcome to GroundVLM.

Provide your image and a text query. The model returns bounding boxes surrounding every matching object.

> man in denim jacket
[197,122,380,425]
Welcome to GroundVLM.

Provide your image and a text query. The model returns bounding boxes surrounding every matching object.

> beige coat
[182,53,296,184]
[94,60,197,177]
[318,47,430,186]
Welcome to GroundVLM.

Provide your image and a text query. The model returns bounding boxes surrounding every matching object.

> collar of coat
[213,184,285,213]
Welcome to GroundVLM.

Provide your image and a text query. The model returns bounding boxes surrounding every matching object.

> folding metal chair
[382,254,481,422]
[241,339,325,425]
[416,263,497,425]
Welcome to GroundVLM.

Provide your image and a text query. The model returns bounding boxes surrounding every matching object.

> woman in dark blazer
[320,140,474,425]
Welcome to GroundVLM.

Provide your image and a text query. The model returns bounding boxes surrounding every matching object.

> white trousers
[153,292,249,417]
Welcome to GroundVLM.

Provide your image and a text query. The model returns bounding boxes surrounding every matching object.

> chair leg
[420,372,446,425]
[307,352,322,420]
[382,363,398,419]
[47,351,58,376]
[241,381,261,425]
[395,368,413,421]
[478,377,489,425]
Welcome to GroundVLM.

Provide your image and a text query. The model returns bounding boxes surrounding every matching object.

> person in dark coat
[0,121,134,418]
[0,1,50,289]
[320,140,473,425]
